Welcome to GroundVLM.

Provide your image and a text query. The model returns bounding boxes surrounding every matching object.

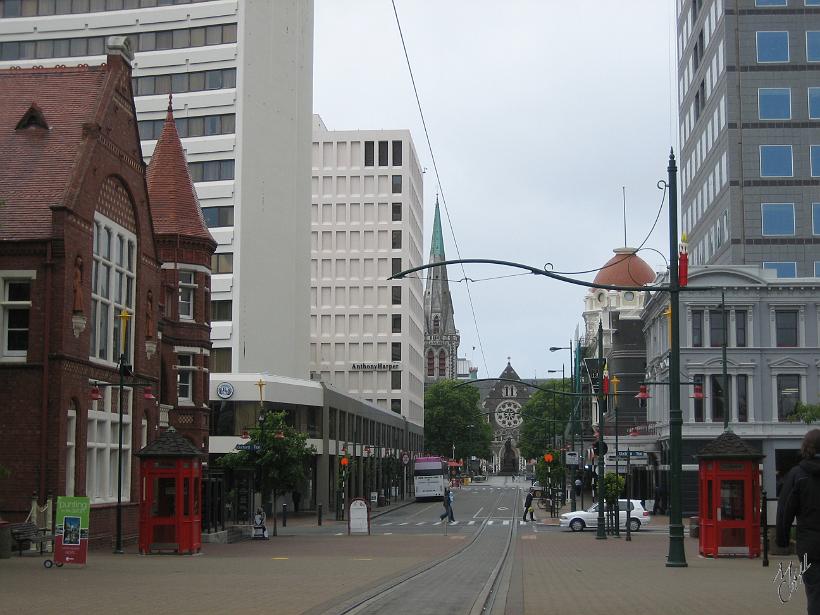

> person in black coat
[523,489,535,522]
[777,429,820,615]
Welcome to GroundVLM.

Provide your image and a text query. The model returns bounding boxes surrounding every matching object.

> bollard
[318,503,323,526]
[282,503,287,528]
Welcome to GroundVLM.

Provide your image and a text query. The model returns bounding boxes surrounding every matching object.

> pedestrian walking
[291,490,301,514]
[523,489,535,522]
[440,488,455,522]
[777,429,820,615]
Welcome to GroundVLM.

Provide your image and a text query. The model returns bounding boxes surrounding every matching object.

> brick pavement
[506,526,805,615]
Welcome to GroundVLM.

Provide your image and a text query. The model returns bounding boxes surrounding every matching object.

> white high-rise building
[310,116,425,426]
[0,0,313,380]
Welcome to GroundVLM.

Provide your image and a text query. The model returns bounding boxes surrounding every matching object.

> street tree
[518,379,571,461]
[789,402,820,424]
[218,410,314,536]
[424,380,492,464]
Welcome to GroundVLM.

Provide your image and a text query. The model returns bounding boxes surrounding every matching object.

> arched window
[438,350,446,376]
[432,315,440,334]
[426,350,434,377]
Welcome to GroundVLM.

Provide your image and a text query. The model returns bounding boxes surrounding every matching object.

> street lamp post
[611,374,621,538]
[666,150,687,567]
[596,320,607,540]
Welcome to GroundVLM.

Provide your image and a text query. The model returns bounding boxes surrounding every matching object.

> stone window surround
[687,304,754,347]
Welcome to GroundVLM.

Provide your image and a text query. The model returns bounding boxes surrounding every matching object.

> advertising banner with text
[55,496,90,565]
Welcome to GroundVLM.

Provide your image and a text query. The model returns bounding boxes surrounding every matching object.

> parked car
[559,499,651,532]
[472,474,486,482]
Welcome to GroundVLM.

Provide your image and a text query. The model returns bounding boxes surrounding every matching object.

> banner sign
[55,496,90,565]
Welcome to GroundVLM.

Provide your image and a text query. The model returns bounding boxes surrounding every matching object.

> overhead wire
[391,0,490,376]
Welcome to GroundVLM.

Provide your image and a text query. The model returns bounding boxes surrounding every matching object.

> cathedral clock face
[494,401,522,428]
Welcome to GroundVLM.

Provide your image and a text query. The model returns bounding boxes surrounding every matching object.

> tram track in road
[318,487,521,615]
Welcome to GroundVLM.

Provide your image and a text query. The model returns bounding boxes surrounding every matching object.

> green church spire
[431,197,445,258]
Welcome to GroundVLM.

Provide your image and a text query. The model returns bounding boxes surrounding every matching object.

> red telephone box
[696,431,764,558]
[136,427,204,555]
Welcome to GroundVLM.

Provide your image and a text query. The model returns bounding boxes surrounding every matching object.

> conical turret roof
[695,430,764,460]
[146,96,213,242]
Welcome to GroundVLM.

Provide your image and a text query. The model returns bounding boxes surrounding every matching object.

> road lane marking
[272,557,289,560]
[473,507,484,519]
[353,558,373,561]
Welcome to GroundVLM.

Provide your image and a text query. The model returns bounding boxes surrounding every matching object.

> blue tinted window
[760,145,793,176]
[758,89,791,119]
[808,0,820,5]
[811,88,820,119]
[814,203,820,235]
[761,204,795,236]
[757,32,789,62]
[756,0,786,4]
[813,146,820,177]
[815,262,820,277]
[809,32,820,62]
[763,262,797,278]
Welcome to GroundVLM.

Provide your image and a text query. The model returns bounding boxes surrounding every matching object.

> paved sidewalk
[256,496,416,531]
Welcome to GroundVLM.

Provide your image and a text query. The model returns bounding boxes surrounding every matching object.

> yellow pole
[118,308,131,356]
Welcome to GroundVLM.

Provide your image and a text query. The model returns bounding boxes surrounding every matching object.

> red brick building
[147,98,216,451]
[0,37,214,548]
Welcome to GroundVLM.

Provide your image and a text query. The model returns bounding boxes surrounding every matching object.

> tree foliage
[424,380,492,462]
[604,472,625,505]
[535,452,565,491]
[218,410,315,508]
[789,402,820,424]
[518,379,572,461]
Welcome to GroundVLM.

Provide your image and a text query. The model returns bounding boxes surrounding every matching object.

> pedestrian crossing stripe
[434,521,442,525]
[416,522,425,525]
[487,520,494,525]
[468,520,476,525]
[450,521,458,525]
[503,520,510,526]
[399,522,409,525]
[382,522,393,526]
[335,532,344,536]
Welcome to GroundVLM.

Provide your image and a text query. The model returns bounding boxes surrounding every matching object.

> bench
[9,522,53,557]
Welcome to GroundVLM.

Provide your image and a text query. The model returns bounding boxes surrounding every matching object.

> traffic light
[544,453,554,463]
[593,441,608,456]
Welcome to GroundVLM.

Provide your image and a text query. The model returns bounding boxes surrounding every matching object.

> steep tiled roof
[146,98,214,243]
[696,430,764,460]
[0,66,108,241]
[136,427,204,458]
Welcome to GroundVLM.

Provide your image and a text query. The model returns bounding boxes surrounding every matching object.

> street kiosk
[136,427,204,555]
[696,431,764,558]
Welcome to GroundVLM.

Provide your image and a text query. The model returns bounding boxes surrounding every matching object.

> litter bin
[0,522,11,559]
[377,495,385,507]
[689,516,699,539]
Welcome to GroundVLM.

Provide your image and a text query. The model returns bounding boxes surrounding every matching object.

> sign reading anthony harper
[55,496,90,565]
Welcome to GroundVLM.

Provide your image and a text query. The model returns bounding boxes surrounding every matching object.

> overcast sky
[314,0,678,381]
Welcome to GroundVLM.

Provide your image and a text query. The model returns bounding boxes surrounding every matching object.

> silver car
[559,499,651,532]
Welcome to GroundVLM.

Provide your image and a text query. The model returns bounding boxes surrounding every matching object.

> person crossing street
[523,489,535,522]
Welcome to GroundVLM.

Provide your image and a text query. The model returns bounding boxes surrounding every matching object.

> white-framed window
[1,273,34,360]
[66,402,76,497]
[761,203,796,236]
[91,215,136,365]
[763,262,797,278]
[85,385,132,504]
[178,270,195,320]
[177,353,194,402]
